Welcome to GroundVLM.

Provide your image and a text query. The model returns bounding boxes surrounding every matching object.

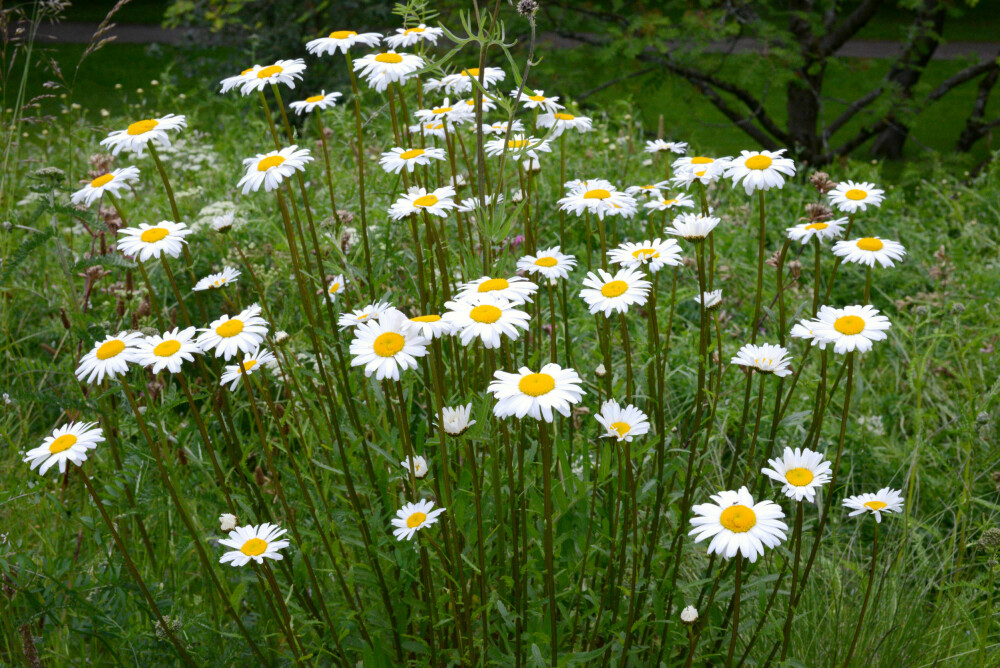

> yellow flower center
[745,155,772,170]
[373,332,405,357]
[631,248,659,260]
[856,237,884,251]
[690,156,713,164]
[126,119,158,135]
[400,149,424,160]
[328,282,340,293]
[601,280,628,298]
[432,106,453,114]
[375,53,403,64]
[413,194,439,207]
[428,123,444,129]
[661,198,677,206]
[833,315,865,336]
[462,68,480,77]
[407,511,427,528]
[528,94,546,102]
[584,189,611,200]
[785,467,814,486]
[240,68,254,76]
[469,304,502,324]
[805,222,828,230]
[411,315,441,322]
[329,30,356,39]
[306,94,325,103]
[242,360,258,372]
[694,170,707,177]
[864,500,887,511]
[240,538,268,556]
[96,339,125,360]
[609,421,631,437]
[257,65,283,79]
[140,227,169,243]
[534,257,558,267]
[216,319,244,338]
[49,434,78,454]
[508,139,528,149]
[553,113,575,121]
[154,340,181,357]
[477,278,509,293]
[258,155,286,171]
[719,504,757,533]
[518,372,555,397]
[845,188,867,201]
[404,27,425,34]
[90,173,114,188]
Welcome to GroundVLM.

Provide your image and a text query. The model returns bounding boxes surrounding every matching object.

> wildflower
[482,119,524,135]
[116,221,191,261]
[810,304,892,354]
[305,30,381,56]
[457,193,503,213]
[76,331,143,384]
[689,486,787,562]
[488,363,585,422]
[409,121,450,139]
[731,343,793,377]
[580,267,651,316]
[665,213,720,242]
[786,218,847,244]
[761,447,832,502]
[517,246,577,280]
[135,327,202,374]
[211,211,238,233]
[288,90,342,115]
[537,111,593,137]
[192,267,241,292]
[455,275,538,305]
[626,181,670,199]
[403,314,454,340]
[680,606,699,624]
[349,311,428,381]
[338,301,396,329]
[353,51,424,92]
[219,513,238,532]
[440,403,476,435]
[843,487,904,523]
[694,290,723,310]
[198,304,269,360]
[832,237,907,268]
[219,66,260,94]
[239,59,306,95]
[484,134,552,162]
[444,294,531,349]
[401,455,429,478]
[24,422,104,475]
[608,238,682,273]
[100,114,187,156]
[828,180,885,213]
[724,149,797,195]
[595,363,607,377]
[386,23,443,49]
[646,139,688,154]
[220,349,277,391]
[415,99,475,125]
[219,523,291,566]
[326,274,345,302]
[595,399,650,442]
[392,500,445,541]
[438,67,505,95]
[388,186,457,219]
[71,166,140,207]
[558,182,637,220]
[671,155,731,186]
[511,89,563,113]
[238,145,313,194]
[379,146,447,174]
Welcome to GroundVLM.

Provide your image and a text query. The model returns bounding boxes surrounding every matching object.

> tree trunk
[787,68,825,163]
[956,64,1000,152]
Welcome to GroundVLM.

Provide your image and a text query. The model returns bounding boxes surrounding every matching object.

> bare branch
[820,0,883,57]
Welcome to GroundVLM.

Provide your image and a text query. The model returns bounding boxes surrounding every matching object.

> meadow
[2,2,1000,667]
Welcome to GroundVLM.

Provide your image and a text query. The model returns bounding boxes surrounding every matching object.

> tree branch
[819,0,884,57]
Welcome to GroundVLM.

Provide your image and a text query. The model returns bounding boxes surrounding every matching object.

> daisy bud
[517,0,539,16]
[274,330,290,346]
[595,363,606,377]
[680,606,699,624]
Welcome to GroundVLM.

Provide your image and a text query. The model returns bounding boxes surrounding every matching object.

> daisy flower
[832,237,907,268]
[353,51,424,92]
[409,121,450,139]
[238,59,306,95]
[607,238,682,273]
[220,66,260,94]
[810,304,891,354]
[730,343,793,377]
[724,149,797,195]
[219,523,290,566]
[456,193,503,213]
[761,447,832,502]
[220,348,277,391]
[349,311,428,381]
[71,166,140,207]
[666,213,720,242]
[557,183,637,220]
[116,220,191,261]
[482,119,524,135]
[580,267,651,316]
[828,180,885,213]
[305,30,381,56]
[455,275,538,304]
[192,267,241,292]
[484,134,552,162]
[646,139,688,154]
[76,331,143,384]
[401,455,429,478]
[379,146,447,174]
[24,422,104,476]
[644,193,696,212]
[415,99,475,125]
[403,313,453,340]
[198,304,269,360]
[511,89,563,113]
[786,218,847,244]
[843,487,904,523]
[238,145,313,194]
[288,90,342,115]
[443,294,531,349]
[100,114,186,156]
[694,290,724,311]
[689,486,787,562]
[439,67,505,94]
[135,327,202,374]
[625,181,670,198]
[671,155,731,187]
[385,23,444,49]
[594,399,650,442]
[516,246,577,280]
[388,185,457,219]
[338,300,396,329]
[392,499,445,541]
[537,111,593,137]
[458,96,497,114]
[440,403,476,435]
[326,274,345,302]
[488,363,585,422]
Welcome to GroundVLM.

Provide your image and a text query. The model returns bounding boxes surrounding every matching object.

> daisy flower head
[440,403,476,436]
[512,89,563,113]
[557,182,637,220]
[595,399,650,442]
[761,447,832,502]
[388,185,456,219]
[456,275,538,305]
[832,237,906,268]
[724,149,797,195]
[220,348,277,391]
[843,487,904,523]
[71,166,140,207]
[135,326,202,374]
[219,523,290,566]
[410,120,450,139]
[193,267,241,292]
[288,90,342,115]
[580,267,652,317]
[392,499,445,541]
[415,99,475,125]
[458,96,498,114]
[401,455,429,478]
[626,181,670,199]
[443,294,531,349]
[516,246,577,280]
[488,363,585,423]
[385,23,444,49]
[689,486,787,563]
[786,217,847,245]
[238,145,313,194]
[305,30,381,56]
[457,193,503,213]
[646,139,688,155]
[349,310,428,381]
[482,119,525,135]
[326,274,346,302]
[537,111,593,137]
[25,422,104,476]
[403,313,454,340]
[338,300,396,329]
[608,238,682,273]
[220,66,260,94]
[694,290,723,311]
[116,220,191,261]
[100,114,186,157]
[666,213,721,242]
[731,342,793,377]
[353,50,424,93]
[788,306,837,349]
[76,331,143,384]
[671,155,731,187]
[379,146,447,174]
[198,304,269,360]
[828,180,885,213]
[484,134,552,162]
[439,66,505,94]
[810,304,891,354]
[238,58,306,95]
[644,192,696,212]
